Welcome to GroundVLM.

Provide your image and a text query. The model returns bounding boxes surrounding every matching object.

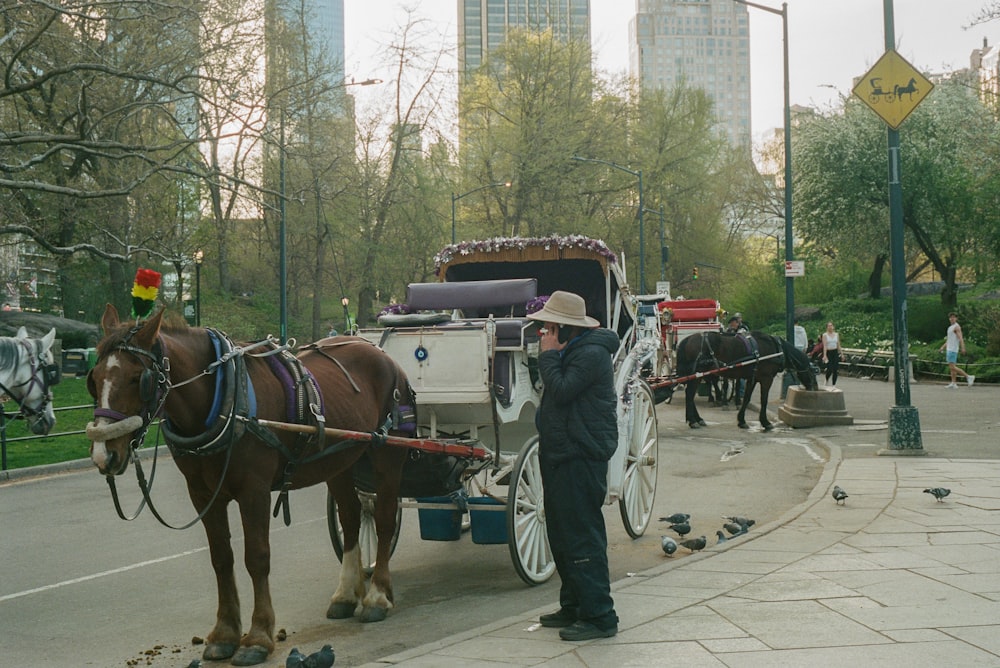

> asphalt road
[0,398,827,667]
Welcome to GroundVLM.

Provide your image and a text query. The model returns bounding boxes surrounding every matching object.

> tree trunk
[867,253,887,298]
[940,264,958,310]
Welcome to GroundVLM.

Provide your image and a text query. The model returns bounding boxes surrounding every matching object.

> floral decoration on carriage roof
[433,235,618,274]
[378,303,411,317]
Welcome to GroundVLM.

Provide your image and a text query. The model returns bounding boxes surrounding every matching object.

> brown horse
[675,331,817,430]
[86,305,412,666]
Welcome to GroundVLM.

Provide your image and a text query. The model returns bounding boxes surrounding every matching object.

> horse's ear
[133,307,165,348]
[41,327,56,351]
[101,304,120,334]
[16,326,28,339]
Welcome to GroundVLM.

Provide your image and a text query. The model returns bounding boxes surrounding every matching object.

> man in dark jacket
[527,290,619,641]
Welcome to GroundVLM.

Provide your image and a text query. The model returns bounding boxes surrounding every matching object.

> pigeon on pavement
[660,512,691,524]
[303,644,335,668]
[286,647,307,668]
[185,661,202,668]
[679,535,707,552]
[661,535,678,555]
[723,521,745,535]
[723,516,755,528]
[715,530,728,544]
[924,487,951,502]
[832,485,848,505]
[669,522,691,537]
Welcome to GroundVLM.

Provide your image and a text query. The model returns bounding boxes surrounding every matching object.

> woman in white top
[821,321,842,386]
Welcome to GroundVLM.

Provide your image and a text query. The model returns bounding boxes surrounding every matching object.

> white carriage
[328,237,660,585]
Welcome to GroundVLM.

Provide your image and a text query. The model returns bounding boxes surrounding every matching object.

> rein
[99,328,290,529]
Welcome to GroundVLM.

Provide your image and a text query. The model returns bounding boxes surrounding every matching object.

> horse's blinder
[88,330,169,450]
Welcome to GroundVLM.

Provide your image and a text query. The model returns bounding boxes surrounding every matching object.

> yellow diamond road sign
[853,50,934,129]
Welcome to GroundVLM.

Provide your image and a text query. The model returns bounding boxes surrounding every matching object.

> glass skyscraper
[459,0,591,75]
[629,0,751,146]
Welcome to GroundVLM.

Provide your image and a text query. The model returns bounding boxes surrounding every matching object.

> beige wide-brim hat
[526,290,599,328]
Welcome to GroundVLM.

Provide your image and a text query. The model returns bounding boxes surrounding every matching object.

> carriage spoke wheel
[507,437,555,585]
[619,381,659,538]
[327,490,402,576]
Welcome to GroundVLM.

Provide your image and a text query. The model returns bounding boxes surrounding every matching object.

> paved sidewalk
[363,377,1000,667]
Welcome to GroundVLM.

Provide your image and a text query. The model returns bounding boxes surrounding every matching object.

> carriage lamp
[341,297,351,333]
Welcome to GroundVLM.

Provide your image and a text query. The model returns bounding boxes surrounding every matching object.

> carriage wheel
[619,381,659,539]
[507,437,555,586]
[327,490,402,576]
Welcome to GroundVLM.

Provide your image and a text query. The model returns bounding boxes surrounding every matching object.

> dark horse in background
[675,331,817,430]
[86,305,413,666]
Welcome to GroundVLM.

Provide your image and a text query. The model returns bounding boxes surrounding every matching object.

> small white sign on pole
[784,261,805,277]
[655,281,671,297]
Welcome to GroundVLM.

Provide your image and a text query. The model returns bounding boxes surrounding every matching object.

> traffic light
[692,266,698,280]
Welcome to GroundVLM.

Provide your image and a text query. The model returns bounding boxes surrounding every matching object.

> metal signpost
[853,1,932,453]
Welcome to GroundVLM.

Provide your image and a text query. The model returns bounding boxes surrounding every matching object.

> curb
[360,435,843,667]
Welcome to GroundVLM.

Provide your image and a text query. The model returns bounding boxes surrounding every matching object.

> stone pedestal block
[778,386,854,428]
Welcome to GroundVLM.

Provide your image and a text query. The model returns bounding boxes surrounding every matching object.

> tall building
[458,0,591,75]
[271,0,345,89]
[629,0,751,146]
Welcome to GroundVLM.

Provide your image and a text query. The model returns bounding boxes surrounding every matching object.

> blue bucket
[468,496,507,544]
[415,497,462,541]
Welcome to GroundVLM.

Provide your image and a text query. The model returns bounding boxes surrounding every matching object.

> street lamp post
[731,0,793,344]
[451,181,512,244]
[193,249,204,326]
[572,156,646,294]
[341,296,351,334]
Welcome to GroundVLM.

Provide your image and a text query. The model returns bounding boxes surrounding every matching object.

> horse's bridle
[89,329,171,454]
[0,337,61,420]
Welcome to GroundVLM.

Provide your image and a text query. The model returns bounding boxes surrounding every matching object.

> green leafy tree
[793,77,1000,308]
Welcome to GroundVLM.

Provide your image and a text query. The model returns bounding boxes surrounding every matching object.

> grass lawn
[2,375,94,470]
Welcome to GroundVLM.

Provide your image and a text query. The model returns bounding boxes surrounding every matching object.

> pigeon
[185,661,203,668]
[832,485,848,505]
[660,512,691,524]
[303,644,335,668]
[723,516,755,528]
[286,647,307,668]
[679,535,707,552]
[661,535,678,555]
[723,521,745,536]
[669,522,692,537]
[924,487,951,502]
[715,530,728,544]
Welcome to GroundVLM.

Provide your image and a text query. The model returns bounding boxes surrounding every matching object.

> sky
[345,0,999,142]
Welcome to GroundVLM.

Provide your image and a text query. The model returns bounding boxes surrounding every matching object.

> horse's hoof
[688,422,701,429]
[230,645,270,666]
[762,424,774,432]
[326,600,357,619]
[202,642,238,661]
[359,606,388,623]
[698,419,707,427]
[738,422,749,430]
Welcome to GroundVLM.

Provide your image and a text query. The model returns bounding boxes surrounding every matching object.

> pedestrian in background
[939,312,974,388]
[822,321,842,386]
[527,290,620,641]
[793,319,808,353]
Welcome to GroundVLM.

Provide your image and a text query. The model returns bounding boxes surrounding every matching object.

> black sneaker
[539,608,576,628]
[559,620,618,641]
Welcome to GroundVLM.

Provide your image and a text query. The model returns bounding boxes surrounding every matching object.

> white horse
[0,327,60,434]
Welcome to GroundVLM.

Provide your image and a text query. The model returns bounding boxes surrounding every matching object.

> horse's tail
[674,333,699,376]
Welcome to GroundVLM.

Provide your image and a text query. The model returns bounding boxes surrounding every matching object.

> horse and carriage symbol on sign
[867,76,919,105]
